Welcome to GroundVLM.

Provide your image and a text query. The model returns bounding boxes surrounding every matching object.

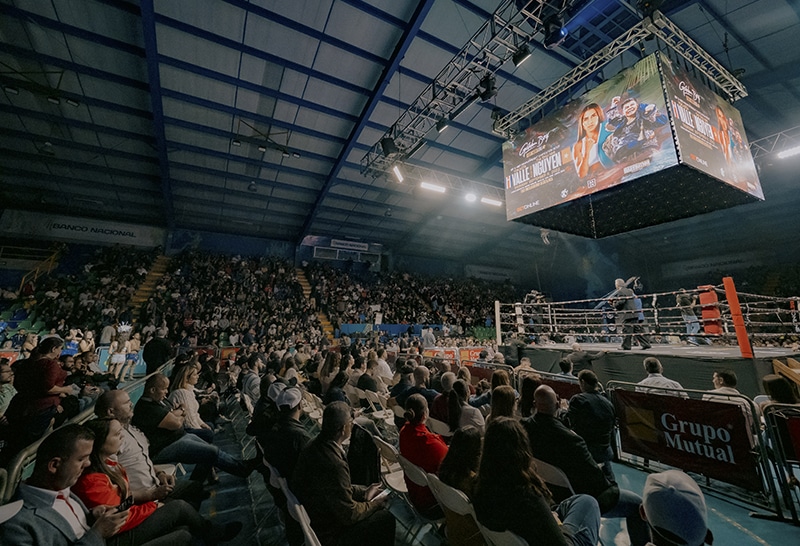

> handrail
[18,248,63,292]
[1,359,175,504]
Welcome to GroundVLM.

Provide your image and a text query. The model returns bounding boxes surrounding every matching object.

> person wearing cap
[263,387,311,480]
[291,401,395,546]
[640,470,713,546]
[246,376,285,447]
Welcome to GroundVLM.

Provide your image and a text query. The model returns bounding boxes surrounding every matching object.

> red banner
[0,350,20,364]
[542,377,582,400]
[614,389,762,491]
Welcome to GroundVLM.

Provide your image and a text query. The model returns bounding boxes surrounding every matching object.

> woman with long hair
[167,365,213,443]
[73,418,241,545]
[437,426,484,546]
[573,103,608,178]
[519,374,542,418]
[399,394,449,518]
[486,385,516,425]
[447,379,485,434]
[474,418,601,546]
[318,351,340,394]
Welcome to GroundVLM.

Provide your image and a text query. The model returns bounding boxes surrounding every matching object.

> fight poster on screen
[660,54,763,199]
[503,53,679,221]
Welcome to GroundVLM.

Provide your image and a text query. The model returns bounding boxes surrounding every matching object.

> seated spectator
[486,385,517,425]
[468,369,510,408]
[291,401,395,546]
[356,359,387,399]
[318,352,341,395]
[456,366,475,395]
[448,379,485,435]
[636,357,686,396]
[238,354,263,410]
[396,366,439,408]
[399,394,449,518]
[0,358,17,424]
[323,371,350,406]
[702,369,745,401]
[73,418,241,545]
[556,358,578,381]
[247,379,285,447]
[640,470,713,546]
[437,426,484,546]
[430,371,455,423]
[167,365,213,443]
[132,374,255,485]
[565,370,616,481]
[523,385,649,546]
[0,424,129,546]
[94,390,206,509]
[473,417,601,546]
[518,374,542,418]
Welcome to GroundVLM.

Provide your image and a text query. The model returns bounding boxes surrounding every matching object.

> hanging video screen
[660,55,762,199]
[503,53,679,221]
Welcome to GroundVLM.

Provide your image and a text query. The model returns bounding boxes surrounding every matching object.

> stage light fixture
[380,137,400,157]
[292,152,301,158]
[777,145,800,159]
[436,117,449,133]
[392,165,404,183]
[480,197,502,206]
[479,75,497,101]
[512,44,532,67]
[281,150,290,158]
[232,139,242,147]
[420,182,446,193]
[47,96,60,105]
[65,98,80,107]
[543,13,567,49]
[465,193,477,202]
[258,145,267,153]
[3,85,19,95]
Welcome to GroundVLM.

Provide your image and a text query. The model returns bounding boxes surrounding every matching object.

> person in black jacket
[564,370,616,482]
[611,278,650,350]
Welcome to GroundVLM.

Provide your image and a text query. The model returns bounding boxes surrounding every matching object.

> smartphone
[116,496,134,513]
[372,489,390,502]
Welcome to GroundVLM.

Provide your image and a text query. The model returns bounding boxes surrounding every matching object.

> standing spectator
[143,328,172,375]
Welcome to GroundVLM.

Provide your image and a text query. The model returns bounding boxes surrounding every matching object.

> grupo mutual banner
[503,53,678,221]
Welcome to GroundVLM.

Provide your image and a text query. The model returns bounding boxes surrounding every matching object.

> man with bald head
[523,385,649,546]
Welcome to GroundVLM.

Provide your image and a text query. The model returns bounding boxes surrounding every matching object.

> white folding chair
[426,417,452,437]
[426,473,485,545]
[281,481,323,546]
[397,455,446,541]
[344,384,361,407]
[532,457,575,495]
[477,522,529,546]
[372,436,408,495]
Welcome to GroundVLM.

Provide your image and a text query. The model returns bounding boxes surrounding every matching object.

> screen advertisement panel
[660,54,762,199]
[504,53,679,220]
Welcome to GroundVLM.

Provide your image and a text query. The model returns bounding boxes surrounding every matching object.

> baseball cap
[642,470,711,546]
[267,382,287,403]
[276,387,302,411]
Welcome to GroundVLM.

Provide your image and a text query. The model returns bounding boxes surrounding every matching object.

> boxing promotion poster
[660,54,763,199]
[504,53,679,221]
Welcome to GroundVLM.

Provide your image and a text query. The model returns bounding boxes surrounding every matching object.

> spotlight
[258,145,267,153]
[465,193,477,202]
[392,165,404,183]
[247,181,258,192]
[543,13,567,49]
[47,96,60,105]
[512,44,532,67]
[436,117,449,133]
[480,197,502,206]
[420,182,446,193]
[3,85,19,95]
[65,98,80,107]
[777,145,800,159]
[281,150,290,158]
[478,75,497,101]
[232,139,242,147]
[380,137,400,157]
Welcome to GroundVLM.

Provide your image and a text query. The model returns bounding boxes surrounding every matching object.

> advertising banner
[504,53,678,220]
[0,210,166,248]
[660,54,762,199]
[422,348,459,362]
[614,389,762,491]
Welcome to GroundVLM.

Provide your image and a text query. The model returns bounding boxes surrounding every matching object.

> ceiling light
[392,165,404,183]
[47,96,60,105]
[232,139,242,147]
[380,137,400,157]
[436,117,449,133]
[777,145,800,159]
[480,197,502,206]
[543,13,567,49]
[258,145,267,153]
[282,150,290,158]
[479,75,497,101]
[465,193,477,202]
[512,44,532,67]
[247,181,258,192]
[292,152,301,158]
[420,182,446,193]
[3,85,19,95]
[65,98,80,107]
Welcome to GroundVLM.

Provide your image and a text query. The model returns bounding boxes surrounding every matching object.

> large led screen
[504,53,679,221]
[660,54,762,199]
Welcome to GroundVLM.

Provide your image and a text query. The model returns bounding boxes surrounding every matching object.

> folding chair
[426,417,452,437]
[281,480,323,546]
[532,457,575,495]
[477,523,529,546]
[372,436,408,495]
[426,473,485,546]
[397,455,446,542]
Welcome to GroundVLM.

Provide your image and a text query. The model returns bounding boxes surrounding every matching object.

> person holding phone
[73,418,241,546]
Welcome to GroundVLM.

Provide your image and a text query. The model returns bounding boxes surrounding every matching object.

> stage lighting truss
[494,10,748,138]
[359,0,570,179]
[749,125,800,160]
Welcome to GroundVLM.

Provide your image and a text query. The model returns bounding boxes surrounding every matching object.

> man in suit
[522,386,649,546]
[611,278,650,350]
[291,401,395,546]
[0,424,128,545]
